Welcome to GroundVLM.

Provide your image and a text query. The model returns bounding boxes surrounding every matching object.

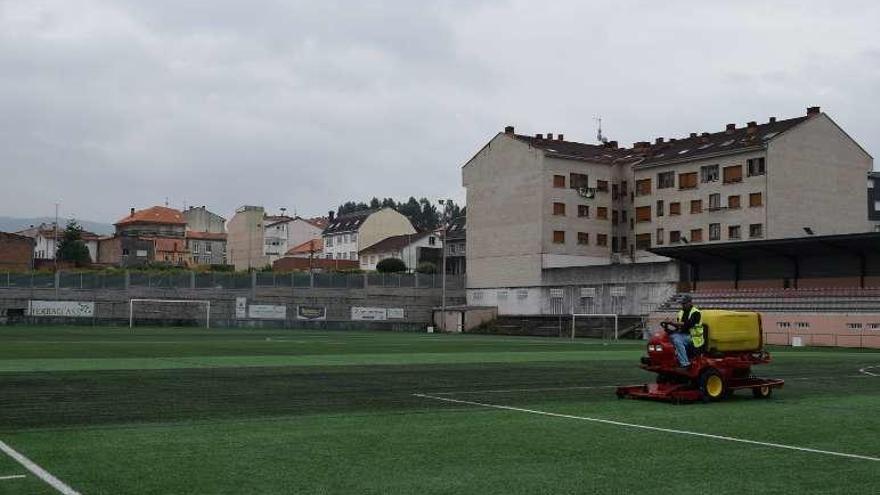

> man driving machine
[664,295,704,370]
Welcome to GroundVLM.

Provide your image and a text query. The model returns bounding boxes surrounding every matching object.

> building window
[636,178,652,196]
[350,251,357,260]
[429,236,436,246]
[596,234,608,247]
[690,199,702,214]
[326,236,333,247]
[723,165,743,184]
[612,183,619,200]
[728,195,741,209]
[658,171,675,189]
[553,202,566,216]
[596,180,609,192]
[578,205,589,218]
[729,225,741,239]
[708,193,721,210]
[636,206,651,223]
[621,181,628,196]
[570,173,588,189]
[597,207,608,220]
[636,233,651,250]
[656,228,665,245]
[679,172,698,190]
[612,210,619,225]
[669,202,681,216]
[193,243,200,254]
[621,210,627,223]
[656,200,664,217]
[553,231,565,244]
[709,223,721,241]
[700,165,719,183]
[670,231,681,244]
[577,232,589,245]
[351,233,357,243]
[554,175,566,188]
[691,228,703,243]
[122,248,130,256]
[749,192,763,207]
[612,236,619,253]
[747,157,766,177]
[749,224,763,238]
[621,236,627,251]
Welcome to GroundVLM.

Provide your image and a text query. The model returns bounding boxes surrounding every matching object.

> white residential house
[322,207,417,262]
[227,205,327,270]
[16,222,100,262]
[359,232,442,271]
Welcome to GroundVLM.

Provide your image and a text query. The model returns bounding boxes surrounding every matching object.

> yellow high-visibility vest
[676,305,705,348]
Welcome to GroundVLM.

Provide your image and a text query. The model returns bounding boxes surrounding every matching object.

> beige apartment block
[633,108,873,254]
[227,205,266,270]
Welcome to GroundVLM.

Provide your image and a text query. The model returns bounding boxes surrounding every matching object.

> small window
[728,195,741,209]
[621,210,628,223]
[700,165,719,183]
[670,231,681,244]
[553,175,566,188]
[122,248,130,256]
[597,207,608,220]
[570,173,588,189]
[658,171,675,189]
[656,200,664,217]
[669,202,681,216]
[611,210,618,225]
[553,231,565,244]
[596,180,609,192]
[679,172,698,190]
[635,233,651,250]
[749,223,763,239]
[847,322,863,330]
[620,181,628,196]
[429,236,436,246]
[612,183,619,200]
[577,232,589,245]
[596,234,608,247]
[709,223,721,241]
[656,228,665,245]
[636,178,652,196]
[612,236,619,253]
[729,225,741,239]
[723,165,743,184]
[747,157,766,177]
[708,193,721,210]
[578,205,589,218]
[553,202,566,216]
[636,206,651,223]
[690,199,703,214]
[326,237,334,247]
[690,229,703,243]
[749,192,763,207]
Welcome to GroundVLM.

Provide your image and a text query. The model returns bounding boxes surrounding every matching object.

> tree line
[335,197,463,232]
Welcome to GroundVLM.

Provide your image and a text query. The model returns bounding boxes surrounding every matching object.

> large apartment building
[462,107,873,315]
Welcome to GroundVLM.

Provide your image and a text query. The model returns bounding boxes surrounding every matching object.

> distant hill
[0,217,114,235]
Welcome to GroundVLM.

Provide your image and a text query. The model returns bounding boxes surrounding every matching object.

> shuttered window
[553,231,565,244]
[691,229,703,242]
[597,207,608,220]
[553,175,566,188]
[728,195,741,209]
[679,172,697,189]
[570,173,589,189]
[577,232,589,245]
[669,202,681,215]
[636,178,652,196]
[635,206,652,222]
[690,199,702,214]
[723,165,743,184]
[749,192,763,207]
[553,202,566,216]
[636,233,651,250]
[596,234,608,246]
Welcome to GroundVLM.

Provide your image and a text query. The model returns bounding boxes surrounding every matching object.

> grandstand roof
[650,232,880,263]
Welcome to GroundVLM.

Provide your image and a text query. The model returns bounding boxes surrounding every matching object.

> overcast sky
[2,0,878,223]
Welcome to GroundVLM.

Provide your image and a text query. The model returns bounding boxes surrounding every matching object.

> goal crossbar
[571,313,618,340]
[129,299,212,328]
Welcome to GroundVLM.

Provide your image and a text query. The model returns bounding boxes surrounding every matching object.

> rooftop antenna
[164,197,169,207]
[280,207,287,217]
[595,117,608,144]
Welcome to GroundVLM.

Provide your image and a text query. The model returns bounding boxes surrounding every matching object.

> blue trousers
[670,332,693,367]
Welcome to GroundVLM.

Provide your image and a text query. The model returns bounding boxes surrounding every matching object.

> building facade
[445,215,466,275]
[106,206,189,267]
[227,206,326,270]
[0,232,35,271]
[186,231,227,266]
[183,206,226,233]
[358,232,441,271]
[322,208,416,262]
[16,223,100,263]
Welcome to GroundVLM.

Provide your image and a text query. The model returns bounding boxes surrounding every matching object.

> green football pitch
[0,326,878,494]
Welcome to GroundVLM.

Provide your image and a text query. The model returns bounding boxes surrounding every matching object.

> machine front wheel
[699,368,726,402]
[752,385,773,399]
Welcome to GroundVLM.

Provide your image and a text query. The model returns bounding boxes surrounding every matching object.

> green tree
[376,258,407,273]
[415,261,437,274]
[56,220,91,267]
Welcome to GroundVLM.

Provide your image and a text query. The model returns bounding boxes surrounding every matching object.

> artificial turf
[0,326,877,494]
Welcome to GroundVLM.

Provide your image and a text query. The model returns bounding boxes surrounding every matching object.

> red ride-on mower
[616,311,784,403]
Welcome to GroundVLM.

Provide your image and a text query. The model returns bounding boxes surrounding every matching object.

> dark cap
[681,295,693,304]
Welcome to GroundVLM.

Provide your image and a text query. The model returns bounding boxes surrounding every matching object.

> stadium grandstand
[648,232,880,348]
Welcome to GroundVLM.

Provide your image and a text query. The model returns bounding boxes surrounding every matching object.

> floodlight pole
[439,199,450,332]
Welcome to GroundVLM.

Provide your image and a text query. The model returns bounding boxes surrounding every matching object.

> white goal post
[129,299,212,328]
[570,313,618,341]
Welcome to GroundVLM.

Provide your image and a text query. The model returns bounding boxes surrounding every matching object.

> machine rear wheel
[752,385,772,399]
[699,368,726,402]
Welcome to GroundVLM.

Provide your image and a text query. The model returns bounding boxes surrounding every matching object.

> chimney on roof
[768,117,777,124]
[655,137,664,145]
[690,132,697,138]
[535,133,543,139]
[746,121,758,134]
[807,106,821,117]
[328,211,334,221]
[547,133,553,140]
[604,140,618,149]
[633,141,650,150]
[130,207,135,216]
[725,123,736,134]
[504,125,514,134]
[557,134,564,141]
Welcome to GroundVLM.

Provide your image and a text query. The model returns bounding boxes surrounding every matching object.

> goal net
[570,313,618,340]
[129,299,211,328]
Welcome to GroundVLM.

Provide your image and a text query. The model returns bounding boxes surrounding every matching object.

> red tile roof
[285,238,323,255]
[359,232,432,255]
[186,231,227,241]
[116,206,186,226]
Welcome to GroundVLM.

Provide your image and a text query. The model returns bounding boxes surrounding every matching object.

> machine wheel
[699,368,726,402]
[752,385,773,399]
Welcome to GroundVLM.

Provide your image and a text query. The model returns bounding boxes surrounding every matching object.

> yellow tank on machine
[701,310,763,352]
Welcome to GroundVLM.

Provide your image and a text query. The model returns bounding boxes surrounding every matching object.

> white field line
[0,441,80,495]
[413,393,880,462]
[859,365,880,377]
[0,474,26,480]
[432,385,619,395]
